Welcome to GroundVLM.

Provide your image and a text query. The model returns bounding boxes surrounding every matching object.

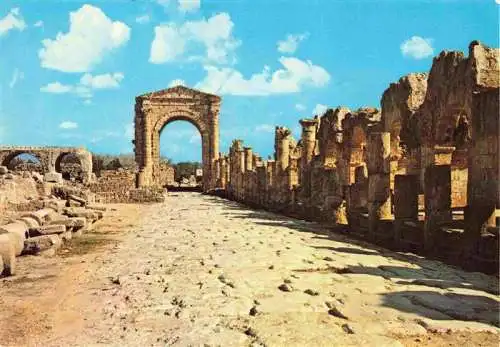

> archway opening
[4,153,43,173]
[55,152,83,182]
[158,120,202,191]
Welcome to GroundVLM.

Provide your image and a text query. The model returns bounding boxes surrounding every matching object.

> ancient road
[0,193,498,346]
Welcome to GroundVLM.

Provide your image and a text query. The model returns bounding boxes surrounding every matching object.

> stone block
[18,217,40,229]
[368,173,391,203]
[24,235,62,254]
[424,165,452,214]
[424,165,452,251]
[21,208,53,226]
[37,224,67,235]
[44,172,63,184]
[0,233,16,276]
[394,175,419,220]
[0,222,29,256]
[71,217,87,230]
[0,166,8,175]
[367,132,390,174]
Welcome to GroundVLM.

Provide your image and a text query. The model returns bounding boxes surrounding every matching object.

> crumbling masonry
[0,147,93,183]
[212,41,499,272]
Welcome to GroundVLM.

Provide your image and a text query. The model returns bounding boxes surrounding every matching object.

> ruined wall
[153,163,175,187]
[214,41,499,273]
[88,170,136,203]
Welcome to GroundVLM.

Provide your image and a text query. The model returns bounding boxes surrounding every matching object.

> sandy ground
[0,192,498,347]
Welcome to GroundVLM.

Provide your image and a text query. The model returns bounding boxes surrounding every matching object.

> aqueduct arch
[134,86,221,192]
[0,146,93,182]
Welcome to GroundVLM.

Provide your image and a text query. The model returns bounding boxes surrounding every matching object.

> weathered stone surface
[135,86,220,192]
[0,233,16,275]
[0,146,93,182]
[381,73,427,155]
[0,166,8,175]
[24,234,62,254]
[36,224,67,235]
[18,217,40,229]
[44,172,63,184]
[71,217,87,229]
[217,40,498,272]
[0,222,29,255]
[21,208,53,226]
[68,194,86,206]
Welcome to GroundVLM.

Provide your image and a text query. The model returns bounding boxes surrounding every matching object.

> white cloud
[312,104,328,116]
[169,79,186,87]
[40,72,123,98]
[277,33,309,54]
[39,5,131,72]
[59,121,78,129]
[136,14,150,24]
[179,0,201,12]
[80,72,124,89]
[195,56,330,96]
[255,124,275,133]
[150,12,240,65]
[0,8,26,36]
[9,68,24,88]
[295,103,306,111]
[34,20,44,28]
[40,82,74,94]
[400,36,434,59]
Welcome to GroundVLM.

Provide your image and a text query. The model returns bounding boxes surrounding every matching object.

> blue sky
[0,0,498,163]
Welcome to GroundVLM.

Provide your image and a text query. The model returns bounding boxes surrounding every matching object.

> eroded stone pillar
[300,119,318,198]
[244,147,253,172]
[220,156,227,189]
[466,89,499,246]
[275,127,291,173]
[394,174,419,242]
[367,132,392,236]
[137,110,153,187]
[424,165,452,252]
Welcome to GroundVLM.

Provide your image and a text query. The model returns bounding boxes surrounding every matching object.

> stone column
[256,163,267,207]
[424,165,451,252]
[225,156,231,186]
[277,129,291,172]
[208,104,220,191]
[266,160,275,205]
[367,132,392,237]
[215,156,221,186]
[465,89,498,246]
[237,148,245,200]
[137,110,153,187]
[244,147,253,172]
[300,119,318,198]
[220,156,227,189]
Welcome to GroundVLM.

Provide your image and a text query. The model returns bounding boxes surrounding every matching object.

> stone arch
[134,86,220,192]
[152,113,207,186]
[55,152,83,181]
[1,151,45,172]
